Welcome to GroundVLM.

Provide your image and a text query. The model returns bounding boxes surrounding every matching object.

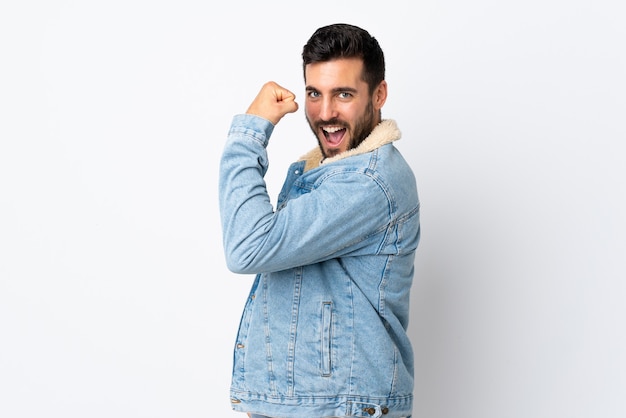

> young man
[219,23,420,418]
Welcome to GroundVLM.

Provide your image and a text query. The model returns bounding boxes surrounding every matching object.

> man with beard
[219,23,420,418]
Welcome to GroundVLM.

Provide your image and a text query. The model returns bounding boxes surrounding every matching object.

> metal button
[236,343,245,349]
[294,169,300,175]
[381,407,389,414]
[364,407,376,415]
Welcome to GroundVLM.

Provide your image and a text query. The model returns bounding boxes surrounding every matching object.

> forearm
[219,115,276,273]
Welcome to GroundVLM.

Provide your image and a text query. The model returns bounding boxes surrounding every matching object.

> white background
[1,1,625,417]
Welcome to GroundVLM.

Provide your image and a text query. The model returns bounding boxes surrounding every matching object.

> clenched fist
[246,81,299,125]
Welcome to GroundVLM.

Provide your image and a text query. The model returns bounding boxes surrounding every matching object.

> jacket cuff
[229,114,275,147]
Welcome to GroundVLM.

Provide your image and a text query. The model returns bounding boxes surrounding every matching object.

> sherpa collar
[299,119,401,172]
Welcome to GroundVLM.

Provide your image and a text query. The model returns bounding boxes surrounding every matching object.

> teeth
[323,126,343,133]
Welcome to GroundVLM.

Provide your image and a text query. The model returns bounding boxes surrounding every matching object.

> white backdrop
[1,1,625,417]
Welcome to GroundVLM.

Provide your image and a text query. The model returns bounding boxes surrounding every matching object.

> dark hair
[302,23,385,94]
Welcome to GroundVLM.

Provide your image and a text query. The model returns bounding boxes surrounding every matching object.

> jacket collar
[299,119,401,172]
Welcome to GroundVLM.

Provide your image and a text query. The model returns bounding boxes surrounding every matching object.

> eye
[338,92,352,99]
[307,91,320,98]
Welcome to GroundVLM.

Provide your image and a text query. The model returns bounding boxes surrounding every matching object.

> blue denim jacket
[219,114,420,418]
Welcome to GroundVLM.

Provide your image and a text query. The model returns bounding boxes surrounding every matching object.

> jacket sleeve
[219,114,392,274]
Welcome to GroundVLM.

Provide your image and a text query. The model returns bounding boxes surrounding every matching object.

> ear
[373,80,388,110]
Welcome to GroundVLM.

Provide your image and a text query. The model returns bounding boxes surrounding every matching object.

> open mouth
[322,126,346,147]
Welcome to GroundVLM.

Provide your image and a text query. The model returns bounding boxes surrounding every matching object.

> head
[302,23,387,158]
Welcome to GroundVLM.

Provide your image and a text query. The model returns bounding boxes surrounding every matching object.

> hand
[246,81,299,125]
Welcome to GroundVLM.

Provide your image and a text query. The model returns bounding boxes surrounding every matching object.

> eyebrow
[305,86,359,94]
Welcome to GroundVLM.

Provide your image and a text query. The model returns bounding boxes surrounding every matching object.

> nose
[319,97,337,121]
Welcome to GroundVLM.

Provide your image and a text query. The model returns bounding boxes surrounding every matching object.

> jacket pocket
[321,301,332,376]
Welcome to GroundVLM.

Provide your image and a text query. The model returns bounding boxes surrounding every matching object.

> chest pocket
[277,169,314,209]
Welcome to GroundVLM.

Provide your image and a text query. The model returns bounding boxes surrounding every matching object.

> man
[219,23,420,418]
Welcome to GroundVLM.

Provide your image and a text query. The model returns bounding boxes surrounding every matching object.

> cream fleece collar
[299,119,401,172]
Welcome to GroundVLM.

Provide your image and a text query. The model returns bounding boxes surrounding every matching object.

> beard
[307,100,378,159]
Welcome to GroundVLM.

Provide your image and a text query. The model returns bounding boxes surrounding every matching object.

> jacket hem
[230,390,412,418]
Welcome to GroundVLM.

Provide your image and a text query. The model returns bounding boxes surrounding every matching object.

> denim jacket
[219,114,420,418]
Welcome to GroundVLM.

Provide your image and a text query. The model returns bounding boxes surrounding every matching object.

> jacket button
[236,343,244,349]
[364,407,376,415]
[381,407,389,414]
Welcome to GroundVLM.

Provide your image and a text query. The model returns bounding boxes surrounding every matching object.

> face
[305,58,387,158]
